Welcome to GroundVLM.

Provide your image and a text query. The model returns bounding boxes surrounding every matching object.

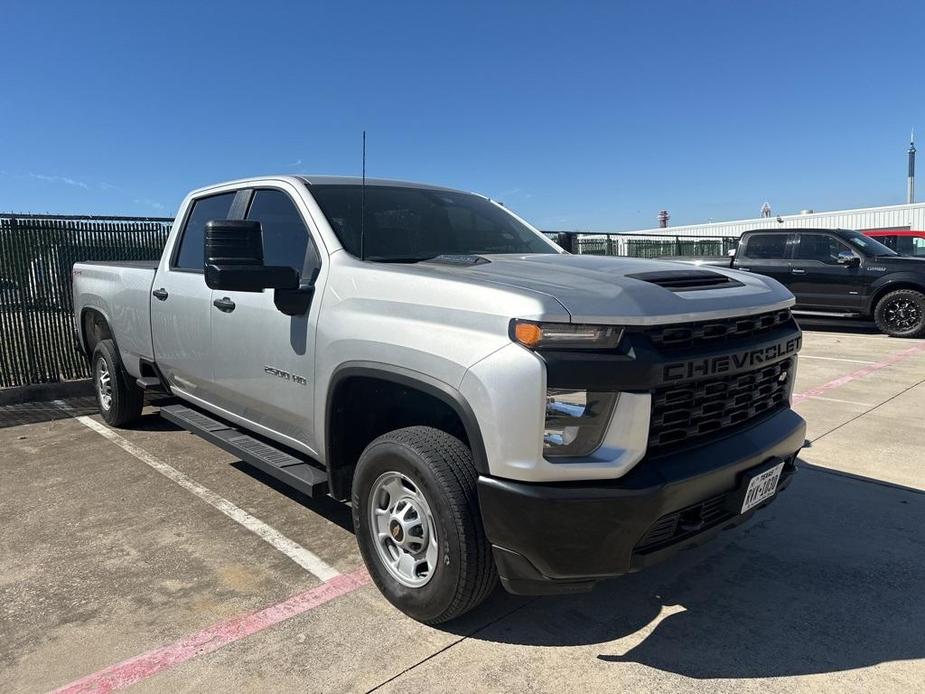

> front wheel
[352,426,497,624]
[874,289,925,338]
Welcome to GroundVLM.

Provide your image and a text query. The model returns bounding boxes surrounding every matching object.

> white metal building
[614,201,925,238]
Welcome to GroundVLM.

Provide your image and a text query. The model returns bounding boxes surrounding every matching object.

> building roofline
[595,200,925,235]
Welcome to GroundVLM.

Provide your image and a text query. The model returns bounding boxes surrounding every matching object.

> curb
[0,379,94,406]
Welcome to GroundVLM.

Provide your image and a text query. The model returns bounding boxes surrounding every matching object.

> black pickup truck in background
[678,228,925,338]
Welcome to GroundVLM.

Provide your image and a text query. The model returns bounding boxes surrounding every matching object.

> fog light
[544,389,617,458]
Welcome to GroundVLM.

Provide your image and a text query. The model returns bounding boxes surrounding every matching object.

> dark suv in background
[698,228,925,338]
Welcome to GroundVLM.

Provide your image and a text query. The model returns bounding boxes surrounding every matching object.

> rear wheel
[92,339,144,426]
[874,289,925,338]
[352,426,497,624]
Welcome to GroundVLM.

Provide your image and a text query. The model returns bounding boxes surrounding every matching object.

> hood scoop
[627,269,743,292]
[427,254,491,266]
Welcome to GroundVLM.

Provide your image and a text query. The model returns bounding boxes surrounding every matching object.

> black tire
[352,426,497,624]
[92,339,144,427]
[873,289,925,338]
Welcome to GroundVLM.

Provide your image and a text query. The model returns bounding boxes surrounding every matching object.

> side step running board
[136,377,163,391]
[160,404,328,497]
[792,310,863,318]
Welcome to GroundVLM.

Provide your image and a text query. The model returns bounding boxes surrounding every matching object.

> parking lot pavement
[1,326,923,693]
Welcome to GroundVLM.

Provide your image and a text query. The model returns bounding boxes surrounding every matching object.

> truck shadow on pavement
[452,463,924,679]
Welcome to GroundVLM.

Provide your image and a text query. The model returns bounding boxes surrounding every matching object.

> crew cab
[73,176,806,623]
[686,228,925,338]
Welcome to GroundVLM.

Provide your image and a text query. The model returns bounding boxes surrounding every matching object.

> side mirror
[204,220,299,292]
[836,251,860,267]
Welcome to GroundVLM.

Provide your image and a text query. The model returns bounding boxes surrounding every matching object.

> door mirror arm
[274,266,319,316]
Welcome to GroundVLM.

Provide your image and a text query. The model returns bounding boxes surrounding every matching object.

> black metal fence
[0,215,172,388]
[1,217,735,389]
[549,231,739,258]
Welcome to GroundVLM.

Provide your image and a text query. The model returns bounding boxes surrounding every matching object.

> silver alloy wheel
[95,356,112,411]
[368,471,439,588]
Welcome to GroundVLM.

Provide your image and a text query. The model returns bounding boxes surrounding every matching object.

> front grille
[648,358,793,454]
[635,494,733,553]
[645,308,793,351]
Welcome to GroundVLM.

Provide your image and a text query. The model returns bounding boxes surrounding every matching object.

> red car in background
[864,229,925,257]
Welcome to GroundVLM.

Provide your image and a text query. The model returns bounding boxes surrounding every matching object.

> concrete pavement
[1,324,923,693]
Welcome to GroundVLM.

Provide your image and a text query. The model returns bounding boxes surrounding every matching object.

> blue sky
[1,1,923,230]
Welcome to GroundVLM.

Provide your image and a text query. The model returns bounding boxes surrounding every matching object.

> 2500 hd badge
[663,335,801,382]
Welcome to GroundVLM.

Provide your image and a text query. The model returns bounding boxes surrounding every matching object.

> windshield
[841,230,897,257]
[308,184,558,261]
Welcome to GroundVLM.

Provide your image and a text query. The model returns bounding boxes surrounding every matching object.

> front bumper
[478,407,805,595]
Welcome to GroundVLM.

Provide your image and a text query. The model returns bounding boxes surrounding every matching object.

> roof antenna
[360,130,367,260]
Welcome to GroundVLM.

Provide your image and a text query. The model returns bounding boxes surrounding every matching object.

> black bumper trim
[478,407,805,595]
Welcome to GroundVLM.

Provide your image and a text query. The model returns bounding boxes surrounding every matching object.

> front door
[208,186,323,456]
[151,191,236,400]
[788,232,865,311]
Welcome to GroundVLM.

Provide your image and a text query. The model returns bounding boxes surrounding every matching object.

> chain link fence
[0,215,172,388]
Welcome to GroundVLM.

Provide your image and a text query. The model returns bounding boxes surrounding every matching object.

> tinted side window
[913,237,925,257]
[174,193,236,270]
[246,190,311,273]
[794,234,852,264]
[876,235,899,252]
[743,234,788,259]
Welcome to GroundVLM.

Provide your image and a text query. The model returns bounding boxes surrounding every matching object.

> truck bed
[73,260,158,376]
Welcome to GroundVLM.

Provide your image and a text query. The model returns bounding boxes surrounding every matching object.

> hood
[874,255,925,267]
[410,254,794,325]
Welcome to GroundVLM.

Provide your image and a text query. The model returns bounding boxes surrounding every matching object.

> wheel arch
[79,306,115,357]
[867,275,925,314]
[325,362,489,499]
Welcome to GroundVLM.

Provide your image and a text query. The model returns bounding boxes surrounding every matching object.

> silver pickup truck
[73,175,806,623]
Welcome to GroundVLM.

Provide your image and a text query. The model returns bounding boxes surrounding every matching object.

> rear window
[743,234,789,260]
[174,192,236,270]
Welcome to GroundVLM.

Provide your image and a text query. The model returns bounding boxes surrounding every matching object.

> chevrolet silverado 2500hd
[73,176,806,623]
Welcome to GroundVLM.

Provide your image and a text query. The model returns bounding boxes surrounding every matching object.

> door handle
[213,297,236,313]
[152,288,168,301]
[791,268,806,274]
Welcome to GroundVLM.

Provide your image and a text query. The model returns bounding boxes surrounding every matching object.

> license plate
[740,462,785,513]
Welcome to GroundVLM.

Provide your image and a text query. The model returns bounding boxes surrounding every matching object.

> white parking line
[799,355,878,365]
[801,395,875,407]
[54,402,339,582]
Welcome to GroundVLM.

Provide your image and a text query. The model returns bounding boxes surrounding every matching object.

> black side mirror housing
[204,220,299,292]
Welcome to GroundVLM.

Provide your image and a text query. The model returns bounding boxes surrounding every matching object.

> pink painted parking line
[793,341,925,405]
[52,568,370,694]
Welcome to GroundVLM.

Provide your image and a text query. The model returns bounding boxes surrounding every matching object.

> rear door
[788,232,865,310]
[151,191,237,399]
[735,233,794,289]
[208,186,324,455]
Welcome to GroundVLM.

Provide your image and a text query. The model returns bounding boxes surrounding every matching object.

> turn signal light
[510,320,623,350]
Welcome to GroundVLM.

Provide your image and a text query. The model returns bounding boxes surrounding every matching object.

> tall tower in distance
[909,130,916,204]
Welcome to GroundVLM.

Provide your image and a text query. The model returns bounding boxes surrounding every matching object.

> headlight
[544,389,618,458]
[511,320,623,350]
